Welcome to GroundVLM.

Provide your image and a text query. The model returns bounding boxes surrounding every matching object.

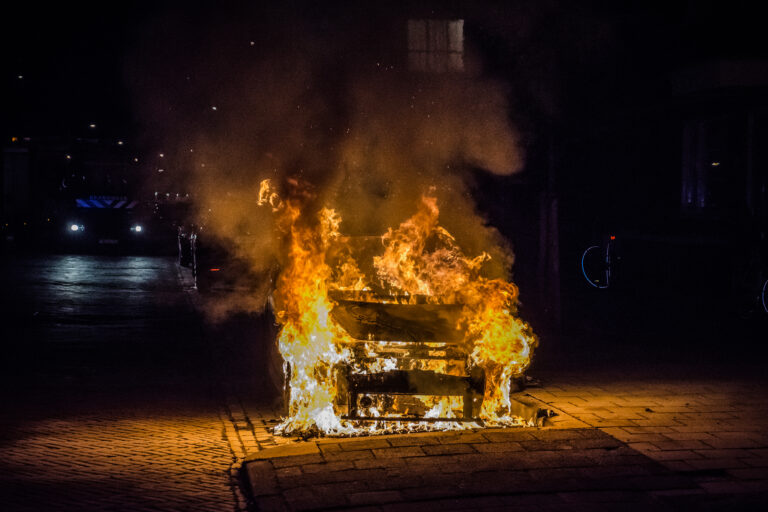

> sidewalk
[178,264,768,509]
[240,369,768,511]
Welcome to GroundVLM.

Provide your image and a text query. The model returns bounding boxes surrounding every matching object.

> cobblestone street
[242,369,768,511]
[0,255,268,511]
[3,255,768,511]
[1,401,236,511]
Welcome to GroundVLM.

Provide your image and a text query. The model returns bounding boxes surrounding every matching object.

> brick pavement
[0,256,257,511]
[242,427,701,511]
[0,400,237,512]
[240,370,768,511]
[526,371,768,497]
[9,256,761,510]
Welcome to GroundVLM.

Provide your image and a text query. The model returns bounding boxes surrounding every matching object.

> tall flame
[262,180,538,435]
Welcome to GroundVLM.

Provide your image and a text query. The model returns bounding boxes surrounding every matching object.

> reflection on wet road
[0,254,238,511]
[1,255,205,387]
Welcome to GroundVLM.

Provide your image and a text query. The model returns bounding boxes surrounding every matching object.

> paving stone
[622,426,676,434]
[372,446,426,458]
[387,435,441,447]
[627,441,662,452]
[643,450,703,461]
[704,438,764,449]
[300,460,356,473]
[324,449,375,461]
[248,461,280,496]
[434,431,488,444]
[685,458,749,470]
[481,429,536,442]
[421,443,476,455]
[471,441,525,453]
[348,490,404,506]
[695,448,755,459]
[527,467,586,480]
[557,490,654,503]
[274,466,303,484]
[599,428,670,444]
[282,486,320,510]
[521,437,620,452]
[528,429,588,441]
[461,470,534,493]
[354,457,407,470]
[271,453,325,468]
[254,495,290,512]
[399,485,463,502]
[2,404,237,511]
[242,374,768,511]
[698,480,750,494]
[658,460,697,472]
[578,464,655,479]
[310,480,369,497]
[338,438,392,451]
[653,439,712,451]
[317,442,343,454]
[727,467,768,480]
[294,468,388,487]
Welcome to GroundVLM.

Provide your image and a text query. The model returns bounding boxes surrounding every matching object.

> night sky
[2,1,154,139]
[3,1,766,142]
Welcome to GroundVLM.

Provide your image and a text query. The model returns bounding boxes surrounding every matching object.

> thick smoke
[128,6,525,317]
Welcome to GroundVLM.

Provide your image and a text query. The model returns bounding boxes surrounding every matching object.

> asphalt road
[0,254,251,511]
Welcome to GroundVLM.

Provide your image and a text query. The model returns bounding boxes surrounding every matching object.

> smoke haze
[128,5,526,316]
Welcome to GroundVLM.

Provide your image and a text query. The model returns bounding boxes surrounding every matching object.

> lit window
[407,19,464,72]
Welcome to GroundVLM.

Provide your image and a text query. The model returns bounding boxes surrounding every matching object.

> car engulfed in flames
[259,179,538,436]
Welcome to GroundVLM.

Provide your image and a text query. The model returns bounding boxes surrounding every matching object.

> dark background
[2,0,767,367]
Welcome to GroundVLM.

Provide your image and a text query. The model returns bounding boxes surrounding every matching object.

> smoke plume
[128,5,526,318]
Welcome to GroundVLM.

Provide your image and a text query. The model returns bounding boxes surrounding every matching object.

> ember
[261,179,538,436]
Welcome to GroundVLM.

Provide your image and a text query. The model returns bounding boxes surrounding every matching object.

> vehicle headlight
[70,224,84,232]
[131,225,143,233]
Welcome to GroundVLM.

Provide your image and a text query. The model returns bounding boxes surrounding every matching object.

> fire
[261,180,538,436]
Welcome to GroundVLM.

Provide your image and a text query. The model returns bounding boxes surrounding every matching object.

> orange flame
[264,180,537,435]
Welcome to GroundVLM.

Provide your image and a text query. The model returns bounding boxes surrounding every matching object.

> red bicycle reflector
[610,235,616,240]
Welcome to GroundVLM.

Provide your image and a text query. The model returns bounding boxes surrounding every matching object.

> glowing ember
[260,180,538,436]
